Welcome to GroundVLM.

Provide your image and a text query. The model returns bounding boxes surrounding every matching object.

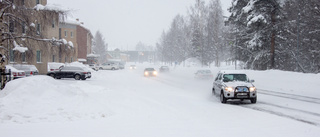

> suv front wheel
[220,92,227,104]
[250,97,257,104]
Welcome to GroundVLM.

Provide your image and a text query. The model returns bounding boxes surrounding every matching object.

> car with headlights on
[47,66,91,80]
[144,68,157,77]
[129,65,136,69]
[212,70,257,104]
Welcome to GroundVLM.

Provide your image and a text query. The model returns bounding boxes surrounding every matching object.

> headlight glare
[225,87,233,92]
[249,87,256,92]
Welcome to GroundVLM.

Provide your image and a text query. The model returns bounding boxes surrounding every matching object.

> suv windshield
[223,74,248,82]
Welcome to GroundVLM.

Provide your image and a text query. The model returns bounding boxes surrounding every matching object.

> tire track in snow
[259,89,320,104]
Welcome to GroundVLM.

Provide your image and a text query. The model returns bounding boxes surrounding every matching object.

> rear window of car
[145,68,155,71]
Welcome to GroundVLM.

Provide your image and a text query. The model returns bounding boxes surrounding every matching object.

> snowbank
[0,76,111,123]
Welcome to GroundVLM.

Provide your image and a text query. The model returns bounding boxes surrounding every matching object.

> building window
[52,55,55,62]
[52,19,55,28]
[36,50,41,62]
[22,52,26,62]
[36,23,41,35]
[9,20,14,33]
[21,0,25,6]
[36,0,40,4]
[70,32,73,38]
[65,30,67,37]
[22,22,26,34]
[9,50,14,62]
[59,28,62,39]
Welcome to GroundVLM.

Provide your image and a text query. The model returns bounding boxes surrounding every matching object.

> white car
[5,65,26,80]
[99,62,119,70]
[212,70,257,104]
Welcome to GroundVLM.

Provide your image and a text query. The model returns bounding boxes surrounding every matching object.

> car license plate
[238,93,247,96]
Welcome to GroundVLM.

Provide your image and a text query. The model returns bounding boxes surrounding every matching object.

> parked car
[5,65,26,79]
[144,68,157,77]
[99,62,119,70]
[48,62,65,72]
[118,62,125,69]
[4,66,14,81]
[47,66,91,80]
[159,66,169,72]
[11,64,39,76]
[88,64,99,71]
[212,70,257,104]
[194,69,213,79]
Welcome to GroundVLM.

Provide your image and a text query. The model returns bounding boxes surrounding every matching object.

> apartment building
[4,0,72,74]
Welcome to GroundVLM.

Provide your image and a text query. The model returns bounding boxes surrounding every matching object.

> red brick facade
[76,25,92,61]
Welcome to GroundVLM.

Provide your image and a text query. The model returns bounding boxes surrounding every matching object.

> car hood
[223,81,254,87]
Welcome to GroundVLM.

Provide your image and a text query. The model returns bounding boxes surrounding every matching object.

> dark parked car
[11,64,39,77]
[144,68,157,77]
[159,66,169,72]
[47,66,91,80]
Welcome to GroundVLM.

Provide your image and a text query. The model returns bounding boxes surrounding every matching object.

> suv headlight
[225,87,234,92]
[249,87,256,92]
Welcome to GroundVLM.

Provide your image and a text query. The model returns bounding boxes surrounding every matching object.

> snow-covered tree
[93,31,108,63]
[228,0,282,70]
[189,0,207,66]
[205,0,225,67]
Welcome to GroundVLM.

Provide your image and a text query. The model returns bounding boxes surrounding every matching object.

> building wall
[5,0,75,74]
[76,25,88,60]
[59,22,78,63]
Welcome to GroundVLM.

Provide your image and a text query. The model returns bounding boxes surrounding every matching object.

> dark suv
[47,66,91,80]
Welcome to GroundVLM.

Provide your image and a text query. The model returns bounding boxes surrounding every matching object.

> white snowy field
[0,62,320,137]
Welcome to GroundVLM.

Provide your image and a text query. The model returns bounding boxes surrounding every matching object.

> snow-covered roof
[78,58,87,62]
[87,54,100,58]
[219,70,247,74]
[34,4,67,12]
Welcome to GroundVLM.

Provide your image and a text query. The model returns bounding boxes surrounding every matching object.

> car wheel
[111,67,115,70]
[250,97,257,104]
[49,73,55,78]
[99,67,103,70]
[220,92,227,104]
[74,74,81,80]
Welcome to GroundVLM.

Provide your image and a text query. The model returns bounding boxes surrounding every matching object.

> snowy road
[1,64,320,137]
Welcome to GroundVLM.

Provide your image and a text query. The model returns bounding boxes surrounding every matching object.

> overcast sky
[48,0,232,50]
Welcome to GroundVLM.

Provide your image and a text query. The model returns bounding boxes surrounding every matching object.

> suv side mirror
[250,80,255,83]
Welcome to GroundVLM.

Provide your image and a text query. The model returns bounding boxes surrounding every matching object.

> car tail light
[83,72,88,74]
[50,69,54,71]
[13,72,17,77]
[30,71,33,75]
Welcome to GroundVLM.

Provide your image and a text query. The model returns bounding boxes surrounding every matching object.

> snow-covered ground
[0,62,320,137]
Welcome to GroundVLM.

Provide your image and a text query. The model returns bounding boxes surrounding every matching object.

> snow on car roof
[219,70,246,74]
